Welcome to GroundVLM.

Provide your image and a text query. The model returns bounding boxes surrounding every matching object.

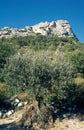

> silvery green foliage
[51,49,74,100]
[5,48,35,88]
[5,47,74,100]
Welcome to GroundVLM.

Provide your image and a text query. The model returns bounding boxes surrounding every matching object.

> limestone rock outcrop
[0,20,76,38]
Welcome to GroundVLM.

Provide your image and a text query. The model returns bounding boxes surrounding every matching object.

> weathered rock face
[0,20,76,38]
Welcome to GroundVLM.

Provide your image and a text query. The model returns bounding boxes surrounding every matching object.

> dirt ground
[48,117,84,130]
[0,106,84,130]
[0,107,27,130]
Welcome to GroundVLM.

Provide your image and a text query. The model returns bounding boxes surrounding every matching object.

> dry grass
[17,91,28,100]
[74,77,84,87]
[0,83,5,90]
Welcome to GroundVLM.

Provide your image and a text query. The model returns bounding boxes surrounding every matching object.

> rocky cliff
[0,20,76,38]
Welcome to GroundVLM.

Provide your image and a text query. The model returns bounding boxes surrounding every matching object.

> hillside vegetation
[0,35,84,129]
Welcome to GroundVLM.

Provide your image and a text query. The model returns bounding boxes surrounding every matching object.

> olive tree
[4,48,74,105]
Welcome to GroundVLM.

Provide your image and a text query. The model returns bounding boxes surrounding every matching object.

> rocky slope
[0,20,76,38]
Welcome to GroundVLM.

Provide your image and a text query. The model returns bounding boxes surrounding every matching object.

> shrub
[74,77,84,108]
[0,42,17,82]
[4,47,74,107]
[0,83,13,105]
[71,50,84,76]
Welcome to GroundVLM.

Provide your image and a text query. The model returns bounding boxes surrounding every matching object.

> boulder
[18,102,23,107]
[14,98,20,104]
[6,110,14,116]
[0,111,2,118]
[24,101,28,106]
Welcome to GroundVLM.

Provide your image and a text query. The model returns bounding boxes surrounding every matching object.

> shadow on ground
[52,107,84,123]
[0,122,28,130]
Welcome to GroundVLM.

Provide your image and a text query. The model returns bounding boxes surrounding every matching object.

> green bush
[4,48,74,106]
[0,83,13,105]
[71,51,84,75]
[0,41,17,82]
[63,43,84,77]
[0,43,14,67]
